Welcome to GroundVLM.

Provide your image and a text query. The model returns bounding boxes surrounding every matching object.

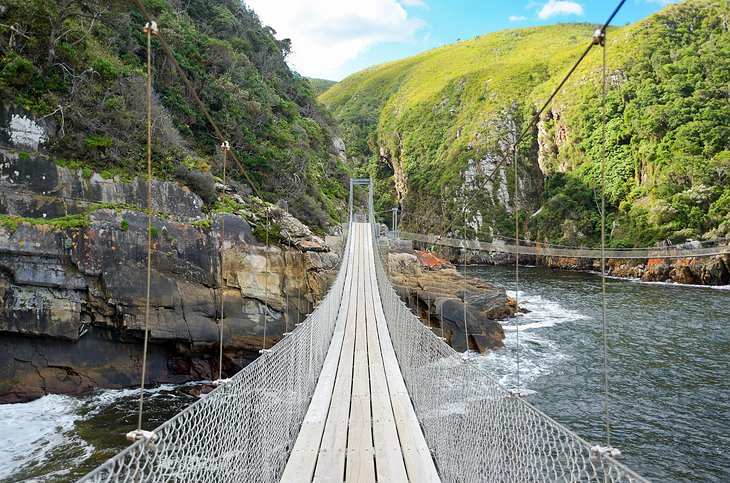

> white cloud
[244,0,427,79]
[509,15,527,22]
[537,1,585,20]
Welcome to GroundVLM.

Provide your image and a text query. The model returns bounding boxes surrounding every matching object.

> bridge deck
[282,223,440,482]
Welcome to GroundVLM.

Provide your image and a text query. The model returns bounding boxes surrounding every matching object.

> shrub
[174,164,216,205]
[84,135,114,148]
[91,59,118,79]
[0,53,39,87]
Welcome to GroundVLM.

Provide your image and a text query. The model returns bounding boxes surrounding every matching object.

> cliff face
[0,141,340,403]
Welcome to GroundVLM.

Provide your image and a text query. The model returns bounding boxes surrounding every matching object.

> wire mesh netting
[402,231,729,259]
[371,224,648,482]
[80,198,647,482]
[79,227,352,483]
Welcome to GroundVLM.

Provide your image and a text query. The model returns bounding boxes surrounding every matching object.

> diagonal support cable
[131,0,263,201]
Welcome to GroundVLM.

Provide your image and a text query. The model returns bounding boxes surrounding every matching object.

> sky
[243,0,682,81]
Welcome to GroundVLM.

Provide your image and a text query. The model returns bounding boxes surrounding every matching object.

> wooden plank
[365,227,441,483]
[287,223,440,482]
[313,224,364,482]
[361,235,409,483]
[345,449,376,483]
[346,228,375,480]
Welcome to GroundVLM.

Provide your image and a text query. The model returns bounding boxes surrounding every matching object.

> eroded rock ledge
[427,243,730,286]
[0,150,341,403]
[386,248,515,353]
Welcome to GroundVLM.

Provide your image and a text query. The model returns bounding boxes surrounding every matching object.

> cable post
[217,140,229,381]
[136,17,156,434]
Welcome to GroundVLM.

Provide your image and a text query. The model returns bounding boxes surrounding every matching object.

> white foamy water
[0,384,198,482]
[0,394,93,481]
[475,290,591,390]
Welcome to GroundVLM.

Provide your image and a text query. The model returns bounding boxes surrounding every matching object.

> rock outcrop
[386,248,514,353]
[0,149,341,403]
[609,254,730,285]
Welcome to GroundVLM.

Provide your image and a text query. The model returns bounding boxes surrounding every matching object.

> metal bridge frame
[349,178,373,224]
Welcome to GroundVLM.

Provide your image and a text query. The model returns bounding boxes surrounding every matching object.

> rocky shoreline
[385,248,516,353]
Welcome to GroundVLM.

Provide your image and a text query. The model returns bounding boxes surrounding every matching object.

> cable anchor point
[143,21,159,36]
[221,140,230,151]
[592,29,605,46]
[590,445,621,461]
[507,389,528,399]
[126,429,159,448]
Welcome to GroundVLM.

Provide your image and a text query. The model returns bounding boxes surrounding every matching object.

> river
[469,265,730,482]
[1,266,728,482]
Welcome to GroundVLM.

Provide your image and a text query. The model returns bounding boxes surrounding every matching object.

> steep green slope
[322,0,729,246]
[0,0,348,230]
[308,78,337,96]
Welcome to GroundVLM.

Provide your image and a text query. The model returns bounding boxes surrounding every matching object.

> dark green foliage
[252,220,283,244]
[0,0,347,231]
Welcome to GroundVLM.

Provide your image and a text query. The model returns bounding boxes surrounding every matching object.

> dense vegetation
[0,0,348,230]
[308,78,337,96]
[322,0,729,247]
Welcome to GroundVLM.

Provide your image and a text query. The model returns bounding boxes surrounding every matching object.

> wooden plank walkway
[282,223,440,482]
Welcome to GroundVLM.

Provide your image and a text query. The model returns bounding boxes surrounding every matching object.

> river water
[1,267,728,482]
[469,265,730,482]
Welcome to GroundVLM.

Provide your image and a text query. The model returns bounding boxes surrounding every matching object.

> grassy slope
[322,0,729,246]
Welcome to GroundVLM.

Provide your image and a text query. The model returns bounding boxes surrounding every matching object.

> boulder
[387,248,513,353]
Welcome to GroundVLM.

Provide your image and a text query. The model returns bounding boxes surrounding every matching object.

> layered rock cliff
[0,143,341,403]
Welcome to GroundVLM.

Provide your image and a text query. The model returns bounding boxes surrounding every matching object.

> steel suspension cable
[599,30,612,449]
[513,148,521,393]
[285,237,291,335]
[463,198,469,352]
[261,208,271,354]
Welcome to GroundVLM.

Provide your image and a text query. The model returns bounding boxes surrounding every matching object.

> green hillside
[0,0,348,230]
[322,0,730,246]
[308,78,337,96]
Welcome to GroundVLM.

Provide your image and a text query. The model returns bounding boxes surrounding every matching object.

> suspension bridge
[73,1,728,480]
[80,180,647,483]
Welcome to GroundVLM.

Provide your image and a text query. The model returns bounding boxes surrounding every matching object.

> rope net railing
[402,231,730,260]
[372,224,648,482]
[79,225,352,483]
